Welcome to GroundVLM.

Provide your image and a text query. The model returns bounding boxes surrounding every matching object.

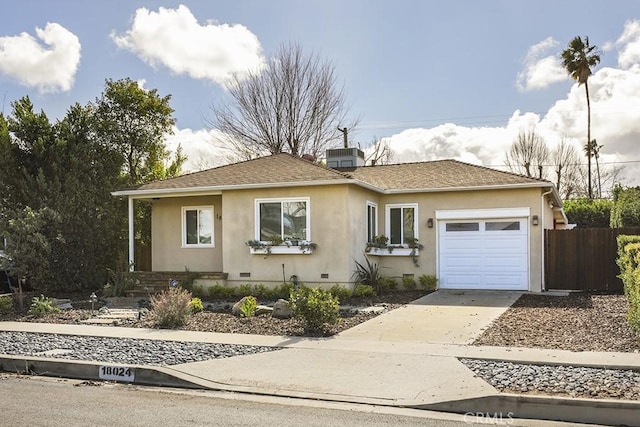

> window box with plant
[365,235,423,266]
[248,197,317,256]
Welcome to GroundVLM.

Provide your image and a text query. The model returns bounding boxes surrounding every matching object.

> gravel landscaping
[468,293,640,401]
[462,359,640,400]
[0,331,278,366]
[474,293,640,353]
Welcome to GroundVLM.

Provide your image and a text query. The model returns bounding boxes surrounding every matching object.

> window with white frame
[386,204,418,245]
[256,198,309,241]
[367,202,377,243]
[182,206,214,247]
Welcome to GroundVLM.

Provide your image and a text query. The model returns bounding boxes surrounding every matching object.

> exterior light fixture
[427,218,434,228]
[532,215,539,226]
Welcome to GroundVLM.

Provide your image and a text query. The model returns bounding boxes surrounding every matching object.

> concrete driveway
[336,290,522,344]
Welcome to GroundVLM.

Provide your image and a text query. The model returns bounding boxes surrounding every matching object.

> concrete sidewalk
[1,290,640,426]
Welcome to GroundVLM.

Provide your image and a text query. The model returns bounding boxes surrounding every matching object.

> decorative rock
[272,299,293,319]
[255,305,273,316]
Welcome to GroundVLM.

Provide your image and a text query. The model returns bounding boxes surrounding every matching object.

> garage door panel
[483,254,528,268]
[439,216,528,291]
[483,236,527,251]
[440,237,482,251]
[441,255,483,268]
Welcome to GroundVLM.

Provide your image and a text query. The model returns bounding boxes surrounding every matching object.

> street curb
[3,354,639,426]
[0,355,208,390]
[415,394,640,427]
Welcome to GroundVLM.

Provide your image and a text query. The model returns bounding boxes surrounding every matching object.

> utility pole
[338,126,348,148]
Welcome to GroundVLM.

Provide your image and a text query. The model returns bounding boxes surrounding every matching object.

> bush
[0,296,13,314]
[28,295,60,317]
[189,297,204,313]
[329,284,352,301]
[289,286,339,332]
[207,284,234,300]
[418,274,438,291]
[616,235,640,333]
[563,198,613,228]
[239,295,258,318]
[233,284,254,298]
[611,186,640,228]
[379,276,398,293]
[353,283,375,297]
[402,276,417,290]
[149,287,193,328]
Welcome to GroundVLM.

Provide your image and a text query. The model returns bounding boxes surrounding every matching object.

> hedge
[616,235,640,333]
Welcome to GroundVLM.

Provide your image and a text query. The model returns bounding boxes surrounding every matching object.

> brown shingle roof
[122,154,550,194]
[135,153,349,191]
[349,159,548,191]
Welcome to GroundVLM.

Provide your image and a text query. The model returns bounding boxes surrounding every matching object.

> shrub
[239,295,258,318]
[189,297,204,313]
[418,274,438,291]
[563,198,613,228]
[353,283,375,297]
[207,284,234,300]
[352,257,383,295]
[234,284,253,298]
[103,259,135,297]
[149,287,193,328]
[28,295,60,317]
[611,186,640,228]
[329,284,352,301]
[379,276,398,293]
[0,296,13,314]
[616,235,640,333]
[289,286,339,332]
[402,276,417,290]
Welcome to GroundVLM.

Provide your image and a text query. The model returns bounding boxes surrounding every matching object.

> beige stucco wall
[149,184,557,292]
[222,185,358,288]
[151,195,223,272]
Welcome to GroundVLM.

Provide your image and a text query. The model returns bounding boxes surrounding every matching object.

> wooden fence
[544,227,640,292]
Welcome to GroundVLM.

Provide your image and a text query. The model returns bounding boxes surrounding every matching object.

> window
[182,206,214,247]
[367,202,377,243]
[386,204,418,245]
[256,198,309,241]
[445,222,480,232]
[486,221,520,231]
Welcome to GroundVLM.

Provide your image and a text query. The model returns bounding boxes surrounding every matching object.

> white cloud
[0,23,80,93]
[112,5,265,86]
[616,19,640,69]
[165,127,229,172]
[379,61,640,187]
[516,37,566,91]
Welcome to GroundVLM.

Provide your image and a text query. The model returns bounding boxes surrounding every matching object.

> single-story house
[113,148,567,292]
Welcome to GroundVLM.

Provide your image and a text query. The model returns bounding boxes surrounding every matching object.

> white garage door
[438,218,528,290]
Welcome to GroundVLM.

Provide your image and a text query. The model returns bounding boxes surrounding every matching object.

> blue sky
[2,1,640,187]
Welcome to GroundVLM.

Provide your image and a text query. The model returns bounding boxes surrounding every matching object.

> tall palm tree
[561,36,601,198]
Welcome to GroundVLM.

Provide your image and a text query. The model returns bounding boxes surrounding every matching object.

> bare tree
[504,129,550,178]
[364,137,393,166]
[552,137,583,199]
[211,42,356,160]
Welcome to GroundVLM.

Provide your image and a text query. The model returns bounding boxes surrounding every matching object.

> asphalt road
[0,375,589,427]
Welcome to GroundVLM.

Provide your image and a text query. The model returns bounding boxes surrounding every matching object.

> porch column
[128,196,135,271]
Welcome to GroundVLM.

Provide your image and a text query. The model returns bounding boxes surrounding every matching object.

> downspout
[540,188,553,291]
[128,196,135,272]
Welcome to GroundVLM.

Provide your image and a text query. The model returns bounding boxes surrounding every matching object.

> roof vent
[326,147,365,169]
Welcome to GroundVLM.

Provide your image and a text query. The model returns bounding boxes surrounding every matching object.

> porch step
[125,271,227,297]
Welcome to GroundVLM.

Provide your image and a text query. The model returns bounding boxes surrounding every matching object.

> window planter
[365,247,418,257]
[246,240,317,257]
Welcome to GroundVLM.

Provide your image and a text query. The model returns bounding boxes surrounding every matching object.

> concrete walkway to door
[336,290,522,344]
